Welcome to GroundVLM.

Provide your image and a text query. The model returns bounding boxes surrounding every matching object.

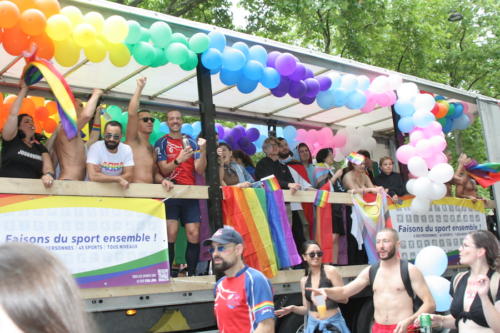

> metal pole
[196,55,223,232]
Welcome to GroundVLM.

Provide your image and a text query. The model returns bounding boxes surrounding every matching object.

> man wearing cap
[203,227,275,332]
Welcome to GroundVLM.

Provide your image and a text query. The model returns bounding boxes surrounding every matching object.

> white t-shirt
[86,141,134,176]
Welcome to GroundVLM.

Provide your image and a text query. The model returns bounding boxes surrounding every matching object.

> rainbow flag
[261,175,281,191]
[22,58,78,139]
[347,152,365,165]
[466,161,500,188]
[314,190,329,208]
[314,182,333,263]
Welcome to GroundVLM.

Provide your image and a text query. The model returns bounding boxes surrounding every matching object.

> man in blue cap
[204,226,275,332]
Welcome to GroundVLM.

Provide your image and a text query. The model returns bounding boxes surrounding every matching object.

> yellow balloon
[83,11,104,34]
[84,39,106,63]
[73,23,96,48]
[54,39,81,67]
[108,43,131,67]
[60,5,82,27]
[103,15,128,44]
[45,14,72,41]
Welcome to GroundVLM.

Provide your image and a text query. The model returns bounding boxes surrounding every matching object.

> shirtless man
[308,228,435,333]
[53,89,103,180]
[125,77,173,189]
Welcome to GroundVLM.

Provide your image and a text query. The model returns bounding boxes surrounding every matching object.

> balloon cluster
[201,31,281,94]
[0,93,58,135]
[126,21,210,70]
[217,124,260,155]
[0,0,60,59]
[432,96,472,133]
[395,85,437,133]
[415,246,452,312]
[362,74,402,113]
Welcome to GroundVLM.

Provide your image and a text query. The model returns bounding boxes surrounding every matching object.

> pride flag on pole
[466,161,500,188]
[314,183,333,263]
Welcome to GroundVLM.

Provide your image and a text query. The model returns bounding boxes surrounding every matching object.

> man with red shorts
[308,228,435,333]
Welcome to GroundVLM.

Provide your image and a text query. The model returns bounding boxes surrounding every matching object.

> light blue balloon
[453,103,464,119]
[394,101,415,117]
[237,76,258,94]
[357,75,370,91]
[220,68,242,86]
[192,121,201,138]
[332,88,349,107]
[181,123,193,136]
[232,41,249,58]
[330,75,342,90]
[316,90,335,109]
[283,125,297,141]
[222,47,246,71]
[425,276,452,312]
[255,134,267,152]
[201,48,222,70]
[452,114,470,130]
[413,112,435,128]
[248,45,268,66]
[243,60,264,81]
[261,67,280,89]
[208,31,226,52]
[159,122,170,134]
[398,117,415,133]
[345,89,367,110]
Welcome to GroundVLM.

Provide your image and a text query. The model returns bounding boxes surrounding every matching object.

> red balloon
[30,32,54,59]
[35,106,49,121]
[3,25,31,56]
[43,117,57,133]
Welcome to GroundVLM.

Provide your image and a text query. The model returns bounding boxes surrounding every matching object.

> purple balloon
[271,76,290,97]
[238,136,250,148]
[223,127,232,140]
[304,68,314,79]
[267,51,281,68]
[288,63,306,81]
[275,53,297,76]
[288,80,307,98]
[299,95,316,105]
[230,126,244,140]
[316,76,332,91]
[244,143,257,155]
[215,123,224,139]
[246,127,260,142]
[304,78,320,98]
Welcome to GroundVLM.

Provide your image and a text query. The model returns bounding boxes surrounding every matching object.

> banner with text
[389,197,487,265]
[0,194,169,288]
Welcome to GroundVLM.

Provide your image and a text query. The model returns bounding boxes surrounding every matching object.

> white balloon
[364,137,377,151]
[410,197,431,214]
[334,151,345,162]
[408,156,429,177]
[406,178,416,195]
[387,74,403,90]
[428,135,447,153]
[413,177,433,198]
[416,246,448,276]
[396,82,419,102]
[413,93,436,113]
[357,126,374,138]
[415,139,433,158]
[341,74,358,91]
[370,75,390,93]
[429,163,454,184]
[428,182,447,200]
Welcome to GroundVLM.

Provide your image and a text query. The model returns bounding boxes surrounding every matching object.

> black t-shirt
[374,172,407,197]
[255,156,294,189]
[0,136,48,179]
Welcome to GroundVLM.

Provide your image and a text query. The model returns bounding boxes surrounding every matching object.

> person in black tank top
[275,241,351,333]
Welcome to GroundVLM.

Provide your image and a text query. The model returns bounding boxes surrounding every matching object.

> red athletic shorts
[372,322,418,333]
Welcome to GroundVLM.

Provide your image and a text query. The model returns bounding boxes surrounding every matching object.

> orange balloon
[20,97,35,116]
[30,32,54,59]
[34,119,43,133]
[35,106,49,121]
[0,28,3,44]
[3,26,31,55]
[34,0,59,18]
[45,100,57,115]
[10,0,34,12]
[0,1,20,29]
[43,117,57,133]
[20,8,46,36]
[4,94,17,104]
[0,92,3,105]
[28,95,45,108]
[435,102,448,119]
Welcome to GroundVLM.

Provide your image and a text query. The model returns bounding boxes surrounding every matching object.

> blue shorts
[165,199,201,224]
[305,311,350,333]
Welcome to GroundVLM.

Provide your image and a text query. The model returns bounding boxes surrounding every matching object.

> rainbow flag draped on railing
[465,161,500,188]
[314,182,333,263]
[22,58,78,139]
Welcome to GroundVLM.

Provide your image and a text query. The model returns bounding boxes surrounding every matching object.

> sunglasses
[208,244,234,254]
[140,117,154,123]
[104,134,120,140]
[306,251,323,258]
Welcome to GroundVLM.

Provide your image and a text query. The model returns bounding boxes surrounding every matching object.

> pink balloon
[421,121,443,138]
[415,139,432,158]
[428,135,447,153]
[425,152,447,169]
[296,128,307,141]
[462,102,469,114]
[396,144,416,164]
[319,127,333,141]
[332,134,347,148]
[409,130,425,146]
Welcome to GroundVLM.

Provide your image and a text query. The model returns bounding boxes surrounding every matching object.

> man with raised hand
[54,89,103,180]
[87,121,134,189]
[307,228,435,333]
[155,110,206,276]
[125,77,173,189]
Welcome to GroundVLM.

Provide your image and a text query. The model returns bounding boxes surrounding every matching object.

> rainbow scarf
[314,190,329,208]
[465,161,500,188]
[314,182,333,263]
[347,152,365,165]
[23,58,78,139]
[261,175,281,191]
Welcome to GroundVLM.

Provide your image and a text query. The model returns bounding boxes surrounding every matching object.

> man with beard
[203,227,275,333]
[86,121,134,189]
[307,228,435,333]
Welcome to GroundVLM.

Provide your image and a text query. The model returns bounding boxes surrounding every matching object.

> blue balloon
[255,134,267,152]
[208,31,226,52]
[181,123,193,136]
[210,66,221,75]
[237,76,258,94]
[330,74,342,90]
[222,47,246,71]
[242,60,264,81]
[398,117,415,133]
[192,121,201,138]
[201,48,222,70]
[435,95,445,101]
[248,45,267,66]
[283,125,297,141]
[332,88,349,107]
[346,89,367,109]
[299,95,316,105]
[413,111,435,128]
[232,41,249,58]
[261,67,280,89]
[443,117,453,133]
[453,103,464,118]
[394,101,415,117]
[452,114,470,130]
[159,122,169,134]
[316,90,335,109]
[220,68,242,85]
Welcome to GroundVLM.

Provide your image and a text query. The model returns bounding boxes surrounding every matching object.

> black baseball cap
[202,227,243,246]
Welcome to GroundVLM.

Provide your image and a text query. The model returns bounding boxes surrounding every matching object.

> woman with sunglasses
[275,240,350,332]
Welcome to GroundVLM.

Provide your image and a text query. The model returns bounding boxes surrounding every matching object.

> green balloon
[447,103,455,117]
[189,32,210,53]
[106,105,122,120]
[149,21,172,48]
[139,27,150,42]
[150,47,169,67]
[166,42,189,65]
[437,117,447,127]
[149,130,163,146]
[180,50,198,71]
[133,42,155,66]
[170,32,188,46]
[125,20,142,44]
